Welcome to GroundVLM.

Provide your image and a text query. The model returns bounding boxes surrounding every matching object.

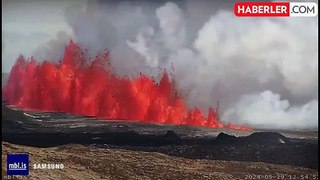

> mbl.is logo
[7,154,29,175]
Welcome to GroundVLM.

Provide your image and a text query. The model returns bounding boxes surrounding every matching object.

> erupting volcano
[3,41,250,130]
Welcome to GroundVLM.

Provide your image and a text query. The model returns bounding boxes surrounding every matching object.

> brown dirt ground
[2,142,318,180]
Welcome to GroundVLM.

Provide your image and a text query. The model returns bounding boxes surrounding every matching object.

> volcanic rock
[246,132,290,144]
[213,132,237,144]
[2,105,32,131]
[163,130,181,140]
[213,132,291,145]
[2,105,317,169]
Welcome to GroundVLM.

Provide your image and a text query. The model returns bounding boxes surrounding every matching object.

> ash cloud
[34,0,318,129]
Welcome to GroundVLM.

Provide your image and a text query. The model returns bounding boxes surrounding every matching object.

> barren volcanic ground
[2,104,318,179]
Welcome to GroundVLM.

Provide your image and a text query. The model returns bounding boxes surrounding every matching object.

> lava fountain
[2,41,250,130]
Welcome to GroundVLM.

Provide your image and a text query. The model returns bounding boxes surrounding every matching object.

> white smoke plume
[33,0,318,129]
[223,91,318,129]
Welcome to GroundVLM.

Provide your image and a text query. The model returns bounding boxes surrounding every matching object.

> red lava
[3,41,250,131]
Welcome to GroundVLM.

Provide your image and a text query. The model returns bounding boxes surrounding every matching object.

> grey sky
[2,0,86,72]
[1,0,233,73]
[1,0,268,73]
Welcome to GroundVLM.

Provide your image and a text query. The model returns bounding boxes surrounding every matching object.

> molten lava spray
[3,41,250,130]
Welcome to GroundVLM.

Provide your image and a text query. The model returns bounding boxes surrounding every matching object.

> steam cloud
[33,0,318,129]
[223,91,318,129]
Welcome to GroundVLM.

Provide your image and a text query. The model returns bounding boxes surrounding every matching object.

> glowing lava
[3,41,250,130]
